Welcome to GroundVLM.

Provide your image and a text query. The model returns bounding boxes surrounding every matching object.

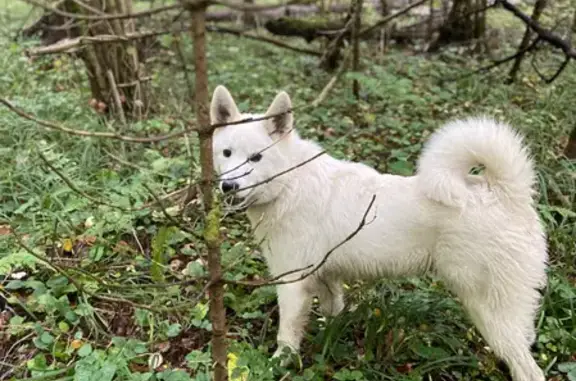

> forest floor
[0,1,574,381]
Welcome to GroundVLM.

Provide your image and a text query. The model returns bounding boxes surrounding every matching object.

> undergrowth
[0,1,575,381]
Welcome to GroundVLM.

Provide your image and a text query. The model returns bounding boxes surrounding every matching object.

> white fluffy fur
[210,85,548,381]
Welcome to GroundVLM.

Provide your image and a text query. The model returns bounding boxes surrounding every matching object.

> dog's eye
[249,153,262,162]
[223,149,232,158]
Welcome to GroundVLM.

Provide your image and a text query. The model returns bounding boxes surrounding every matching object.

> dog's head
[210,85,295,210]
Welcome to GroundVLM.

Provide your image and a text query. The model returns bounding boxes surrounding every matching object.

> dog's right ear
[210,85,240,125]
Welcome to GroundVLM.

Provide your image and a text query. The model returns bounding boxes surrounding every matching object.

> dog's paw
[272,343,300,368]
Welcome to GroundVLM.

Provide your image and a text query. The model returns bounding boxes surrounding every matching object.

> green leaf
[10,315,25,326]
[58,321,70,333]
[47,275,69,289]
[5,280,26,290]
[27,353,48,371]
[558,362,576,372]
[410,342,449,359]
[40,332,54,345]
[97,361,117,381]
[166,323,182,338]
[77,343,93,357]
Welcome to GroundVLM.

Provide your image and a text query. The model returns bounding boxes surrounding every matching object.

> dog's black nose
[221,181,239,193]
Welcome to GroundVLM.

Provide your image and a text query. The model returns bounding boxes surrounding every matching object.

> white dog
[209,85,548,381]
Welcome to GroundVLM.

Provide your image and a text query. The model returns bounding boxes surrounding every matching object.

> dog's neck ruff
[245,136,329,237]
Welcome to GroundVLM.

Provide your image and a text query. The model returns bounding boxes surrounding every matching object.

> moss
[204,196,222,244]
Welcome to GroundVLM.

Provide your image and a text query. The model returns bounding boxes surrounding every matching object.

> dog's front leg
[272,281,313,364]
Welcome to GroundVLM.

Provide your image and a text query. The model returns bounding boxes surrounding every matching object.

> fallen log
[263,12,446,43]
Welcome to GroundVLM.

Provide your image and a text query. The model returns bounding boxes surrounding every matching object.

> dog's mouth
[222,192,256,212]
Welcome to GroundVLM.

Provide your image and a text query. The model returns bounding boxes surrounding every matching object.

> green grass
[1,2,575,381]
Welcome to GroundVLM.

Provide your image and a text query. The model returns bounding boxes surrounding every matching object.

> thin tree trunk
[242,0,256,27]
[352,0,363,98]
[564,125,576,159]
[428,0,476,51]
[507,0,547,83]
[188,3,228,381]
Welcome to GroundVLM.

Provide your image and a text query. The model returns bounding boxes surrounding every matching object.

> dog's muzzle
[221,180,239,194]
[219,180,249,210]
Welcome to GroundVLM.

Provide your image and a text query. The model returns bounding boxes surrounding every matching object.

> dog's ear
[210,85,240,125]
[264,91,293,139]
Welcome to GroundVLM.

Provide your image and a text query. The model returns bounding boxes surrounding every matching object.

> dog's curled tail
[416,116,537,208]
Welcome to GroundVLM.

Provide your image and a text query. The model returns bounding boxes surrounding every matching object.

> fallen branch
[206,25,322,56]
[212,0,315,12]
[25,28,185,56]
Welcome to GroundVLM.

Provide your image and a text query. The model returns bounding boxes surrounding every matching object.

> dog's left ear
[210,85,241,125]
[263,91,294,139]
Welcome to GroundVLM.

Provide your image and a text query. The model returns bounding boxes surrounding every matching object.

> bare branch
[313,49,352,107]
[359,0,428,38]
[497,0,576,59]
[25,28,187,56]
[21,0,181,21]
[206,25,322,56]
[141,183,202,238]
[225,194,376,288]
[507,0,548,83]
[439,37,541,84]
[12,229,164,312]
[0,97,300,143]
[0,97,195,142]
[531,54,571,83]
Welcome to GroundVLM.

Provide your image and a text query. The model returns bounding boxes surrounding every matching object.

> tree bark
[48,0,153,121]
[427,0,477,51]
[507,0,548,83]
[188,3,228,381]
[564,125,576,159]
[352,0,363,98]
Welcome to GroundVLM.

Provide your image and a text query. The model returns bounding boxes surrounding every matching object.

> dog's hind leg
[462,299,545,381]
[273,282,313,360]
[316,279,345,317]
[437,259,545,381]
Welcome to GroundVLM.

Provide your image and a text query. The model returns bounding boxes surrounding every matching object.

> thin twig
[26,28,187,56]
[206,25,321,56]
[439,37,541,84]
[0,97,300,143]
[21,0,180,21]
[141,183,202,238]
[21,0,313,22]
[313,49,352,107]
[106,70,127,126]
[497,0,576,59]
[37,150,133,211]
[225,194,376,287]
[12,229,178,313]
[359,0,428,38]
